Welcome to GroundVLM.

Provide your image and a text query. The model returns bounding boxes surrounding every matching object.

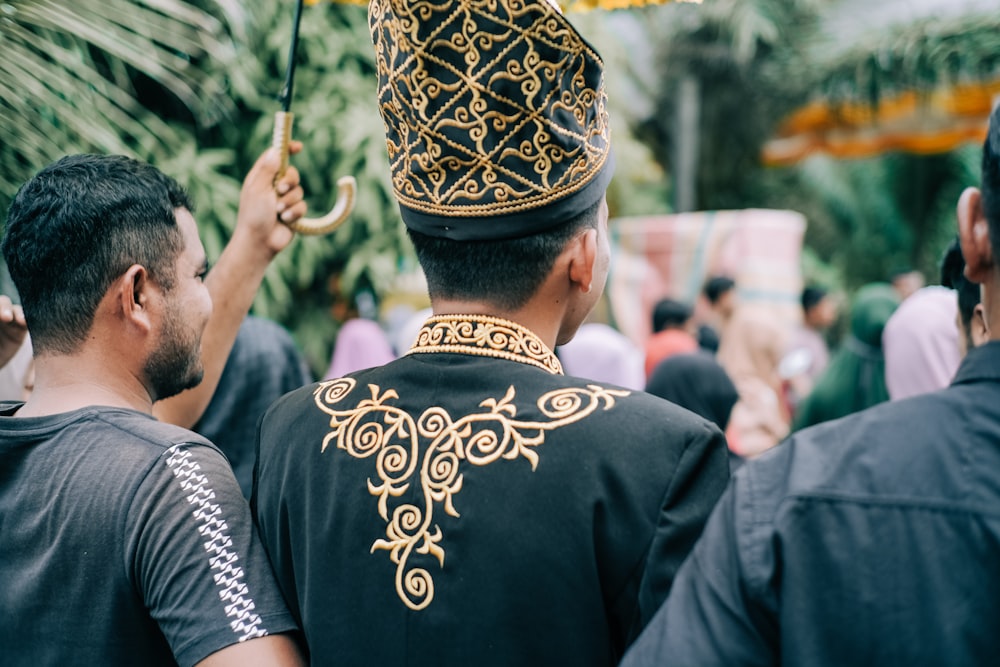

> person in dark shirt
[251,1,730,665]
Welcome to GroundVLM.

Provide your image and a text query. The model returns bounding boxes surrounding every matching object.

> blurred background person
[782,285,840,415]
[792,285,838,382]
[695,275,737,355]
[0,295,31,401]
[645,352,739,469]
[940,237,989,357]
[889,267,926,301]
[793,283,899,430]
[882,285,961,400]
[559,321,645,390]
[192,315,313,498]
[644,297,699,377]
[717,307,790,458]
[324,317,396,380]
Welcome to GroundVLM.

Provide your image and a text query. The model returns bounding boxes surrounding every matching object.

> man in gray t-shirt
[0,151,307,665]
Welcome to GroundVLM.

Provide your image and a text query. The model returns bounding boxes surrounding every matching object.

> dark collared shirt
[623,340,1000,666]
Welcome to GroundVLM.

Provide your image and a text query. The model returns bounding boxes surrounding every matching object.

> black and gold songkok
[369,0,615,240]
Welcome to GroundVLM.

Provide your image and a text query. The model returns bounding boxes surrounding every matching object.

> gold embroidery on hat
[315,378,628,610]
[371,0,611,218]
[407,314,563,375]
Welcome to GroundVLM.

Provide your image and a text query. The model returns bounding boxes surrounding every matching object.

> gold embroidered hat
[369,0,615,240]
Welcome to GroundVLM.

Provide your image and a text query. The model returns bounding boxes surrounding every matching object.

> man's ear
[115,264,153,333]
[566,228,598,294]
[972,302,991,347]
[957,187,993,284]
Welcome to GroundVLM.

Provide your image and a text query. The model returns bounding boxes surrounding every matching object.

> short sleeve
[124,442,298,667]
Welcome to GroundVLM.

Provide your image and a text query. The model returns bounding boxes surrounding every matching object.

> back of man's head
[373,0,613,315]
[651,298,693,333]
[2,154,191,355]
[940,237,980,337]
[703,276,736,305]
[801,286,827,313]
[409,200,601,312]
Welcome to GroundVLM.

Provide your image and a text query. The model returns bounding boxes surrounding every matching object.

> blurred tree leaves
[629,0,990,290]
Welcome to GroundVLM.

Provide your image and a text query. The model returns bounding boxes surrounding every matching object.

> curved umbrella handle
[272,110,357,235]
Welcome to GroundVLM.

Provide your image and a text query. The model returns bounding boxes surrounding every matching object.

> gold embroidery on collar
[407,315,563,375]
[314,378,629,611]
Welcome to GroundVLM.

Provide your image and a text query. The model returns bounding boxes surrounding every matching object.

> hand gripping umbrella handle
[272,110,357,236]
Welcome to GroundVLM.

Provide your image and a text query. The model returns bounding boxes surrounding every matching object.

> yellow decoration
[763,79,1000,166]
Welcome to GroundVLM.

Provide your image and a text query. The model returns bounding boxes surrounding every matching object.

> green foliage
[0,0,407,376]
[0,0,243,200]
[754,148,979,290]
[809,12,1000,105]
[3,0,995,373]
[182,0,406,375]
[634,0,822,210]
[627,0,990,295]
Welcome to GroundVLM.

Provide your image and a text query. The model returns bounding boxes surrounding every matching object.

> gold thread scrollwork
[313,378,628,610]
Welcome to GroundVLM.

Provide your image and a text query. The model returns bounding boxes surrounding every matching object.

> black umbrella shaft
[279,0,306,112]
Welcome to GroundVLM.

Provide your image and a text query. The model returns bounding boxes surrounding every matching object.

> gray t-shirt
[0,402,297,666]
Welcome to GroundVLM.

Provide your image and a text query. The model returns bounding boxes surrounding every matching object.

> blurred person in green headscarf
[792,283,900,430]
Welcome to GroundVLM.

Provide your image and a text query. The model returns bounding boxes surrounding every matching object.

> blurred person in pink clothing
[883,285,961,400]
[324,318,396,379]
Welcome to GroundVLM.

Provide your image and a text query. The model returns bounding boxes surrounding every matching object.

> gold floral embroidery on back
[314,377,628,611]
[408,314,563,375]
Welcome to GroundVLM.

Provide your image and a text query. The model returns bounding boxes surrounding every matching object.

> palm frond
[0,0,245,204]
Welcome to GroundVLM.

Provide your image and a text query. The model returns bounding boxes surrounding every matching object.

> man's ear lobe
[973,303,991,345]
[567,228,597,294]
[958,187,993,283]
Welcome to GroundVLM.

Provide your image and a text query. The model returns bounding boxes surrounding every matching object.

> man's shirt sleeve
[125,442,299,667]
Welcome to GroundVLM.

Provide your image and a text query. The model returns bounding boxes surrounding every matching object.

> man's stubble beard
[145,301,205,402]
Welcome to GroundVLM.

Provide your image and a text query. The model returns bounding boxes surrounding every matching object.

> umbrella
[272,0,357,235]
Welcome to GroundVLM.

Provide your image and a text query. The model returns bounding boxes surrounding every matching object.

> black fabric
[0,404,297,667]
[193,315,313,498]
[397,154,615,240]
[645,352,738,431]
[623,340,1000,666]
[252,352,729,666]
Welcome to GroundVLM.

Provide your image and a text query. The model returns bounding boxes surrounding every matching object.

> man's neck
[14,354,152,418]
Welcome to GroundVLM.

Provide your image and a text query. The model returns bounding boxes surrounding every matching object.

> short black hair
[940,237,980,338]
[703,276,735,304]
[407,201,601,311]
[801,286,827,312]
[651,298,693,332]
[982,105,1000,259]
[2,154,191,355]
